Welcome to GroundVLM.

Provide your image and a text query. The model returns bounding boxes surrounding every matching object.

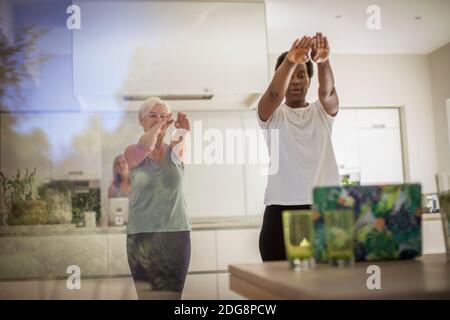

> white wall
[428,43,450,178]
[269,53,438,193]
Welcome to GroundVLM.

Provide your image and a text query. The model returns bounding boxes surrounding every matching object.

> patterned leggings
[126,231,191,298]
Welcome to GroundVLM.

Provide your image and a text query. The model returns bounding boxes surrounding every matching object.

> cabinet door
[332,109,360,171]
[242,111,268,217]
[358,128,404,184]
[216,229,261,271]
[189,231,217,272]
[50,113,101,180]
[0,113,52,181]
[108,234,130,276]
[183,111,246,218]
[357,109,400,129]
[182,274,217,300]
[0,235,108,280]
[218,273,245,300]
[73,2,268,97]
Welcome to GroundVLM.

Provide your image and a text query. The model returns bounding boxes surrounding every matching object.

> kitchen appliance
[109,197,129,226]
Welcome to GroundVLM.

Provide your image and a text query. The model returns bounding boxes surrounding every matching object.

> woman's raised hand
[286,36,312,64]
[310,32,330,64]
[174,112,190,131]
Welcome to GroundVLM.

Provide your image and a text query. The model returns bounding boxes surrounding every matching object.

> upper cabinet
[0,113,52,181]
[357,109,400,129]
[49,113,101,180]
[72,1,269,110]
[1,0,77,112]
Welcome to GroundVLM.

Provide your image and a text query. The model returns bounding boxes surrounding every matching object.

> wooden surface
[229,254,450,299]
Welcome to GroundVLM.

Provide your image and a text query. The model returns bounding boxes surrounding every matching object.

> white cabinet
[218,273,245,300]
[242,111,268,217]
[0,235,108,280]
[0,113,52,181]
[183,111,246,218]
[73,2,268,97]
[189,231,217,272]
[357,109,400,129]
[0,112,102,182]
[182,274,218,300]
[332,109,360,171]
[108,234,130,275]
[216,229,261,271]
[49,113,101,180]
[358,128,404,184]
[331,108,404,185]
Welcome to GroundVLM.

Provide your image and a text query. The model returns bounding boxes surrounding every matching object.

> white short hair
[138,97,171,121]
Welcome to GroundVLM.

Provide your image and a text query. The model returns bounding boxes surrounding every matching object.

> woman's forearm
[317,60,335,98]
[124,142,151,169]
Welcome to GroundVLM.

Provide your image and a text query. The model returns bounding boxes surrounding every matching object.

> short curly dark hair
[275,51,314,79]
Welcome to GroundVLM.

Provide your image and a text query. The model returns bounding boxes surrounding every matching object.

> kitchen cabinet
[0,234,108,280]
[49,113,101,180]
[242,111,268,217]
[358,128,404,184]
[183,111,246,218]
[72,2,268,98]
[108,234,130,275]
[189,230,217,272]
[332,107,404,185]
[218,273,244,300]
[0,227,261,299]
[332,109,360,172]
[0,112,102,182]
[357,108,400,129]
[216,229,261,270]
[182,274,218,300]
[2,1,77,112]
[0,113,52,181]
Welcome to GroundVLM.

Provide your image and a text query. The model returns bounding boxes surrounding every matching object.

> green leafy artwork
[313,184,422,262]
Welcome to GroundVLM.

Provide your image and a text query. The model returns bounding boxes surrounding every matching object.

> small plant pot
[8,200,48,225]
[46,190,72,224]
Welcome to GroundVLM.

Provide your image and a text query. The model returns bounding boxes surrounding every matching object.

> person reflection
[108,154,131,198]
[124,97,191,300]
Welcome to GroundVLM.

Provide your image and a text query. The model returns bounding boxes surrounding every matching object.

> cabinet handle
[68,171,83,176]
[372,124,386,129]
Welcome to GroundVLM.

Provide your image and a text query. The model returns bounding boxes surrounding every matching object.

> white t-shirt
[257,100,341,205]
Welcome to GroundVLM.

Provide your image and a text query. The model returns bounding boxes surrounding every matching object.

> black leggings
[126,231,191,297]
[259,204,312,261]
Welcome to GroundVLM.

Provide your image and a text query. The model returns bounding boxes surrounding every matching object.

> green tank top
[126,145,191,234]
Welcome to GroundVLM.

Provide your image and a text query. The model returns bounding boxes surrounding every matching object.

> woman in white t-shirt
[257,33,341,261]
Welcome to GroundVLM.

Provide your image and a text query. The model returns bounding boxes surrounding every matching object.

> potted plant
[38,180,72,224]
[0,169,48,225]
[72,190,100,227]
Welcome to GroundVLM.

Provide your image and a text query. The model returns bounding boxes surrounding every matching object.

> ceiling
[7,0,450,54]
[265,0,450,54]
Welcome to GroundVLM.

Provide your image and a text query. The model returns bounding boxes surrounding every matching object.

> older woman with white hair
[124,97,191,300]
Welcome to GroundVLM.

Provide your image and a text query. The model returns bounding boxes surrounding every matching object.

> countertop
[0,218,262,237]
[229,254,450,299]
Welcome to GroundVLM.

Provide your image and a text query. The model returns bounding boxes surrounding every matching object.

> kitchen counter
[0,218,262,237]
[229,254,450,299]
[0,218,262,281]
